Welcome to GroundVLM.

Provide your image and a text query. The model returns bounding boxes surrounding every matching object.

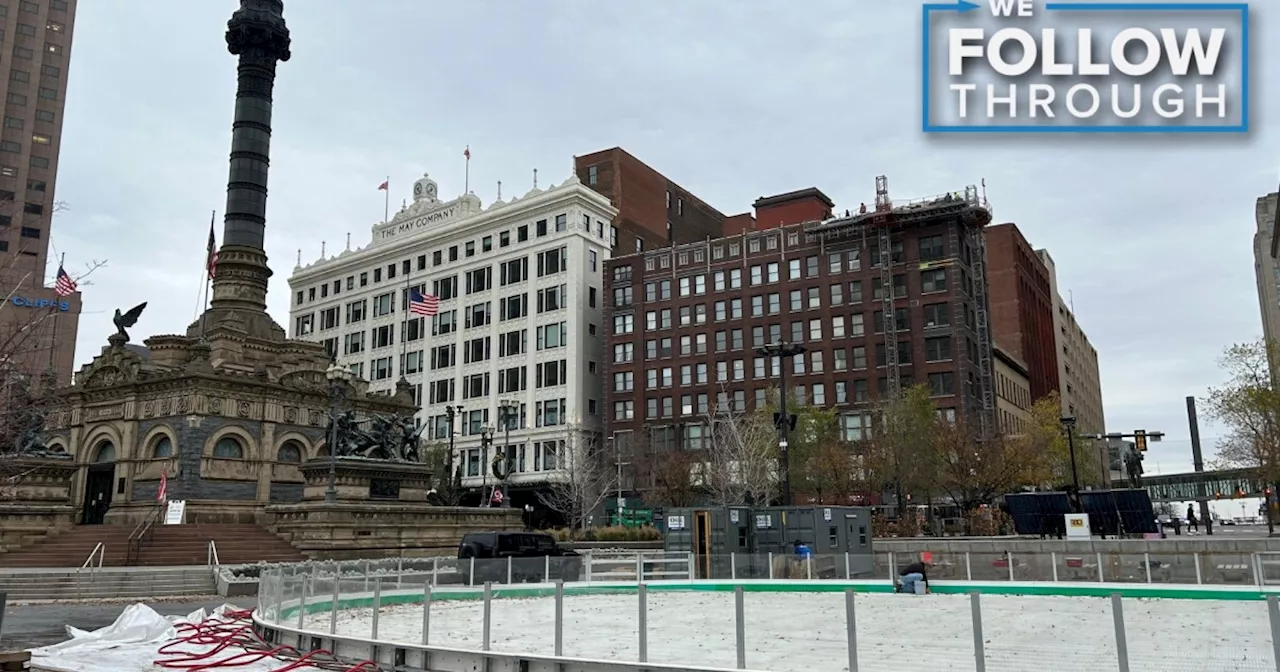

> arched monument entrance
[81,439,116,525]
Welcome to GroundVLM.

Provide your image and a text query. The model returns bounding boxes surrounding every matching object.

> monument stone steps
[0,522,304,567]
[0,566,217,600]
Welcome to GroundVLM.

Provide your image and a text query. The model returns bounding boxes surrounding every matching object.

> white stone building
[287,172,618,501]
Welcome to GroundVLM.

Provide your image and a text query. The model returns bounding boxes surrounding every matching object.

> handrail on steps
[207,540,220,568]
[126,501,163,565]
[80,542,104,571]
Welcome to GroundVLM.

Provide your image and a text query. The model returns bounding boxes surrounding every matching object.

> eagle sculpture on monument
[112,302,147,342]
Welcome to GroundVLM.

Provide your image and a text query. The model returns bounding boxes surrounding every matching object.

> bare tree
[421,440,464,506]
[646,444,702,507]
[703,399,778,506]
[932,419,1043,517]
[0,246,106,491]
[537,425,615,534]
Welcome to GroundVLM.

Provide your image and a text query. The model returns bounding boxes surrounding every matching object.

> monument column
[209,0,291,314]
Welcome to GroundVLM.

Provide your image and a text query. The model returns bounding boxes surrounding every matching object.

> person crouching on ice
[898,560,930,594]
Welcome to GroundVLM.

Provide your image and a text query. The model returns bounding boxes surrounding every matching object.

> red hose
[152,608,375,672]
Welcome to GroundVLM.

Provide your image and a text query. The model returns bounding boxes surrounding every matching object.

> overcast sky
[49,1,1278,473]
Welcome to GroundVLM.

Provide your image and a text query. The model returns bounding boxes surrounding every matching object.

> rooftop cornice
[289,175,616,283]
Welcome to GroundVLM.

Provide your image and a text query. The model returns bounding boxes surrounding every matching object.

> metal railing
[207,540,220,568]
[79,542,104,571]
[255,558,1280,672]
[125,502,162,565]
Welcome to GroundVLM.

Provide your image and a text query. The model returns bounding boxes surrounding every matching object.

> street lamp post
[445,405,463,503]
[480,425,495,506]
[1060,416,1080,512]
[324,363,353,504]
[755,340,807,507]
[499,399,518,507]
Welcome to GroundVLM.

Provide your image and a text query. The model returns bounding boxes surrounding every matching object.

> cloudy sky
[50,1,1276,475]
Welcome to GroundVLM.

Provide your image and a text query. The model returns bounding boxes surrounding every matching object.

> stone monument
[20,0,521,556]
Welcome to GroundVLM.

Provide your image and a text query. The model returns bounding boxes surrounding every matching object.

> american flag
[53,264,76,296]
[205,215,218,279]
[409,287,439,316]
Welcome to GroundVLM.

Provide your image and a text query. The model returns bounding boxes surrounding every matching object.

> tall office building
[984,223,1059,402]
[1254,192,1280,373]
[288,172,618,508]
[575,147,726,253]
[0,0,80,388]
[1035,250,1106,433]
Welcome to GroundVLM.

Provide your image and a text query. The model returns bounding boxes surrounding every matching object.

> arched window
[315,444,330,458]
[92,440,116,463]
[213,436,244,459]
[152,436,174,458]
[277,440,303,464]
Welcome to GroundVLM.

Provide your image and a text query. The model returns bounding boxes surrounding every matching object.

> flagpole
[400,269,411,377]
[464,146,470,195]
[383,176,390,224]
[200,210,215,342]
[48,252,64,375]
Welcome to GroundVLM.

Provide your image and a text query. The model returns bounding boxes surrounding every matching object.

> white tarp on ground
[31,603,321,672]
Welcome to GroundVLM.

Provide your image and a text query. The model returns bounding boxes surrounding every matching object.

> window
[52,0,69,11]
[12,46,31,60]
[213,437,245,459]
[37,87,56,100]
[537,247,566,276]
[26,179,44,192]
[4,117,22,129]
[6,93,25,106]
[587,165,598,185]
[537,322,567,349]
[40,65,59,78]
[928,372,955,396]
[919,235,945,261]
[47,21,64,33]
[31,133,49,145]
[922,269,947,293]
[152,436,174,459]
[923,303,950,327]
[840,413,872,442]
[1,142,18,154]
[16,24,35,37]
[925,336,952,361]
[23,202,41,214]
[372,292,394,317]
[8,70,26,84]
[44,41,61,55]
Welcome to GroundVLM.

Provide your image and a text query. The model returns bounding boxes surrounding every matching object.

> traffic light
[1134,430,1148,452]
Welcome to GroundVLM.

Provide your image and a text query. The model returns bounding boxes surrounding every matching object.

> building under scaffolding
[804,177,996,436]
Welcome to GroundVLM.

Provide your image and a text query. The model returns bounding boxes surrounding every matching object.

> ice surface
[304,591,1277,672]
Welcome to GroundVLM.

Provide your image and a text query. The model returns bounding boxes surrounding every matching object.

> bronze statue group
[325,411,423,462]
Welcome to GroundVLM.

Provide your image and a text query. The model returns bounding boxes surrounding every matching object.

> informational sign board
[164,500,186,525]
[755,514,772,529]
[1065,513,1090,540]
[667,515,686,531]
[823,508,832,522]
[729,510,739,523]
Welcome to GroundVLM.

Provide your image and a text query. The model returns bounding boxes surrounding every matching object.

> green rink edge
[274,580,1275,622]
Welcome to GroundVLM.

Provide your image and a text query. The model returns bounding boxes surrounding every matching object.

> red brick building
[602,183,996,498]
[575,148,725,253]
[984,223,1059,401]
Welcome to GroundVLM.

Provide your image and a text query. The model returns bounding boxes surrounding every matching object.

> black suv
[457,531,582,584]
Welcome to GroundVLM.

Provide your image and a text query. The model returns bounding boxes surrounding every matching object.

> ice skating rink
[301,590,1275,672]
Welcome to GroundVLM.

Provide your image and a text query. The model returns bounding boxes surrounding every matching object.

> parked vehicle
[457,531,582,584]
